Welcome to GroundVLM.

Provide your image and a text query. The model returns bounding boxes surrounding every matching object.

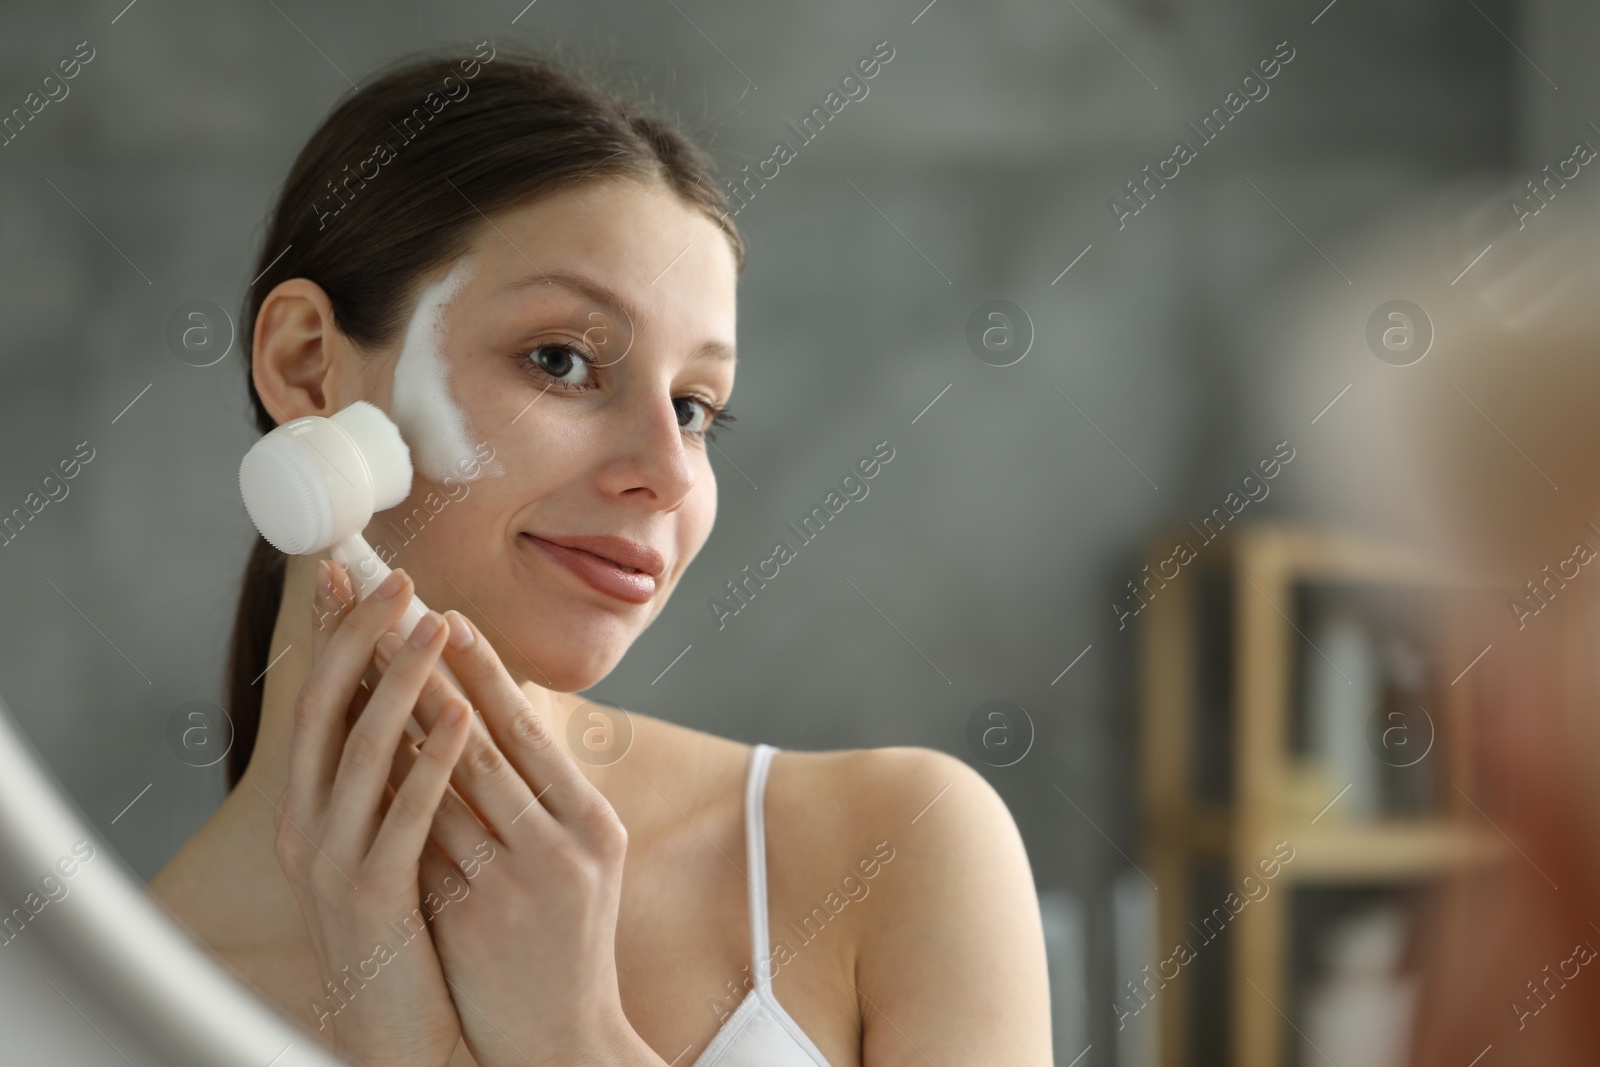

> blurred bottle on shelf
[1304,612,1381,821]
[1301,903,1419,1067]
[1371,635,1436,816]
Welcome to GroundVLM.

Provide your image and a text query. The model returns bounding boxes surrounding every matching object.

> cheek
[450,348,606,473]
[444,350,522,466]
[685,475,717,552]
[504,401,606,483]
[662,464,717,589]
[393,260,498,483]
[439,357,721,573]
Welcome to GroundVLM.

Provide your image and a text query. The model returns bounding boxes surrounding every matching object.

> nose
[592,384,698,510]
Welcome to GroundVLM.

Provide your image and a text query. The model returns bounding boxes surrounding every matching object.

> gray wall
[0,0,1585,1062]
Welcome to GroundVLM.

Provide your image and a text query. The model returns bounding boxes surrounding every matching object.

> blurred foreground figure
[1392,186,1600,1065]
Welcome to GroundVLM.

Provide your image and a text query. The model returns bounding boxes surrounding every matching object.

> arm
[853,747,1053,1067]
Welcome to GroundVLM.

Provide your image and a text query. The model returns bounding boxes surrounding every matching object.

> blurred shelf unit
[1135,520,1509,1067]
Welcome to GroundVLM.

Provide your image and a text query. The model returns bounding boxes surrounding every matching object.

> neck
[235,552,586,804]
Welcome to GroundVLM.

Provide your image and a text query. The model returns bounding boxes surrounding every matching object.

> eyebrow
[500,266,736,365]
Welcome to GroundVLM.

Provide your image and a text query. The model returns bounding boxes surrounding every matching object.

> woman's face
[355,177,738,691]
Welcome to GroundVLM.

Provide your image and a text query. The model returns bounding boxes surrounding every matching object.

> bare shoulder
[769,745,1053,1066]
[767,743,1020,852]
[760,744,1036,945]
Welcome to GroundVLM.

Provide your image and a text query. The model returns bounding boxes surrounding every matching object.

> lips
[520,532,664,605]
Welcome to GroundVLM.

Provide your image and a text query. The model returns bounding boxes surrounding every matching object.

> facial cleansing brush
[239,400,467,740]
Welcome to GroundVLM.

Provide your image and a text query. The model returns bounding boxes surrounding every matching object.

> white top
[690,744,836,1067]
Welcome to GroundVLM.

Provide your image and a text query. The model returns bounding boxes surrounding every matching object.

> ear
[252,278,363,427]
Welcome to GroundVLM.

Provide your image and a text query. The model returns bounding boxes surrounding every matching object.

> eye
[515,340,594,390]
[514,340,736,443]
[678,397,737,444]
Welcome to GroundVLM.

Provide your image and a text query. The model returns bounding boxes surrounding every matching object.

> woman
[146,44,1051,1067]
[1385,213,1600,1066]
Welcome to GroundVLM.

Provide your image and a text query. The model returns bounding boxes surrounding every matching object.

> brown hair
[225,42,745,789]
[1407,592,1600,1065]
[1373,204,1600,1065]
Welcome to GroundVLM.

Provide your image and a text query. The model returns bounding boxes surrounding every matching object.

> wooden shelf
[1151,813,1506,878]
[1272,820,1506,881]
[1137,520,1508,1067]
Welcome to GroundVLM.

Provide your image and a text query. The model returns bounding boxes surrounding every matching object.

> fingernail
[445,610,475,649]
[376,569,406,598]
[376,631,403,662]
[316,560,333,600]
[410,611,444,647]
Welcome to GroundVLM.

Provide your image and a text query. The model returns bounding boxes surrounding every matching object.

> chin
[495,614,637,692]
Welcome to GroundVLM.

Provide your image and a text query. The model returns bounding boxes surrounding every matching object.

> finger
[289,559,356,803]
[416,833,496,923]
[371,628,507,786]
[437,609,601,825]
[344,679,371,734]
[286,567,419,806]
[324,610,452,857]
[418,839,464,904]
[365,696,472,880]
[387,729,498,865]
[333,566,388,713]
[344,647,376,734]
[373,631,540,839]
[310,559,357,664]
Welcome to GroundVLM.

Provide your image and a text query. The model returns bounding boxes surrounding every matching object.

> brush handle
[329,533,470,744]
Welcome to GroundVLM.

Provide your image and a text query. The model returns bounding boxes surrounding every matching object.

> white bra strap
[745,743,778,994]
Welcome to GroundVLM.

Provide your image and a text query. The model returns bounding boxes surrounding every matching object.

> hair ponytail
[225,536,287,788]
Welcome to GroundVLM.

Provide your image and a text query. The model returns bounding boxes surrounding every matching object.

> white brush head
[328,401,413,511]
[239,431,336,555]
[239,401,415,555]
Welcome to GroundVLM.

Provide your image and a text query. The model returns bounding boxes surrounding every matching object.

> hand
[269,561,473,1067]
[371,607,654,1067]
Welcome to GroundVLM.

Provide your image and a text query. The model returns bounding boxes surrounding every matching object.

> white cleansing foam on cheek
[390,256,505,483]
